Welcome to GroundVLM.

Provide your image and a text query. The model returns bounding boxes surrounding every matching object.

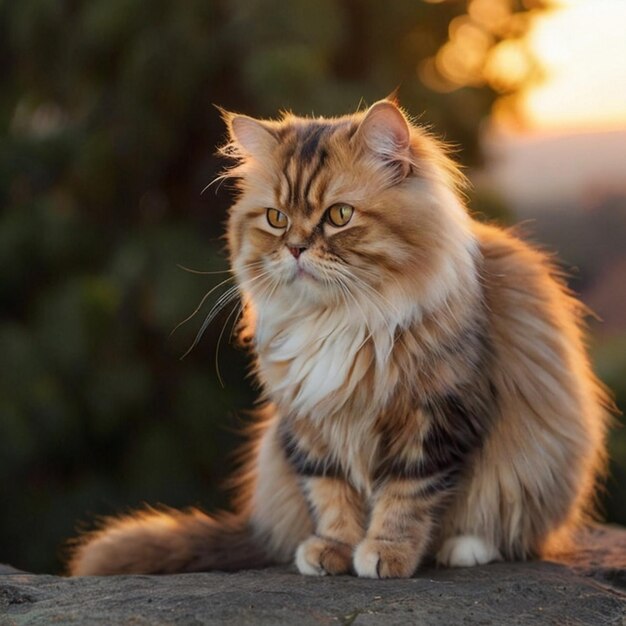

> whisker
[176,260,266,276]
[171,261,268,336]
[332,274,374,349]
[176,264,232,276]
[201,171,231,196]
[251,272,280,306]
[215,299,243,388]
[180,270,273,359]
[180,288,239,360]
[344,278,395,336]
[170,275,238,337]
[335,266,402,318]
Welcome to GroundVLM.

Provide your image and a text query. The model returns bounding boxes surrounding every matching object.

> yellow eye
[266,208,288,229]
[326,203,354,227]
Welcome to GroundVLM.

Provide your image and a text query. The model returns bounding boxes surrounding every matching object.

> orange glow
[430,0,525,91]
[520,0,626,132]
[483,40,531,93]
[425,0,626,133]
[468,0,512,36]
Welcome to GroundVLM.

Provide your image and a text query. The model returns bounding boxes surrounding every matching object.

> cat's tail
[68,507,273,575]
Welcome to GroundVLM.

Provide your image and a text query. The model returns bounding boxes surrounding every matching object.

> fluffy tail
[68,507,273,576]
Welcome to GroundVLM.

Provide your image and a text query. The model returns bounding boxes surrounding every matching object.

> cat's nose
[287,245,307,259]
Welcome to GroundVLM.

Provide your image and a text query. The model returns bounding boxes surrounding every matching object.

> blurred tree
[0,0,562,573]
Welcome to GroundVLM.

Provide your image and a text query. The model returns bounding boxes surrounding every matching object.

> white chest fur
[255,299,372,418]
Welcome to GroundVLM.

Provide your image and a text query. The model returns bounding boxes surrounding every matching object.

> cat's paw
[295,535,352,576]
[437,535,502,567]
[353,538,419,579]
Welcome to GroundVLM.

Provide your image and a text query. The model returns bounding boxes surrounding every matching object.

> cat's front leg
[353,476,442,578]
[355,393,491,578]
[296,476,366,576]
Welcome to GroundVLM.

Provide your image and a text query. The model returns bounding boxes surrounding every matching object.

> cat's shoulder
[473,220,562,285]
[471,219,578,322]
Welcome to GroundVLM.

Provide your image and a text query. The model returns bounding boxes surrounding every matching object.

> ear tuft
[384,87,401,107]
[228,114,278,157]
[355,100,410,162]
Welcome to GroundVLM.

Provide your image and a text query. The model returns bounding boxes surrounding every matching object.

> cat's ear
[354,100,411,167]
[225,113,278,158]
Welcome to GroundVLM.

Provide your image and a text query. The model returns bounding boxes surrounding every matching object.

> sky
[522,0,626,132]
[479,0,626,213]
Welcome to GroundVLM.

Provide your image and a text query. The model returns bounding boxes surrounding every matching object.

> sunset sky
[521,0,626,132]
[478,0,626,212]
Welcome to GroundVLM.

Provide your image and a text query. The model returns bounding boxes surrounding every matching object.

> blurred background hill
[0,0,624,573]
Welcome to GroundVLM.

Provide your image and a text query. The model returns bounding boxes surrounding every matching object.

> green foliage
[592,336,626,524]
[2,0,618,575]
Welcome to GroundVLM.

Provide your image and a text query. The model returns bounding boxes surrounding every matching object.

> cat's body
[69,100,608,578]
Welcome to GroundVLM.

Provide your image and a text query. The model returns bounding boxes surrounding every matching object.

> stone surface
[1,526,625,625]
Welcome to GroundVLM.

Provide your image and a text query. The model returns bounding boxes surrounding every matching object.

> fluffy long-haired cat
[69,98,609,578]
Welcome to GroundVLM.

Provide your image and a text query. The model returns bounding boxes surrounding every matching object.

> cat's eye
[266,208,288,229]
[326,203,354,227]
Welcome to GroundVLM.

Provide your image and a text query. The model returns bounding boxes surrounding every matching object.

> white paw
[353,542,380,578]
[437,535,502,568]
[295,541,327,576]
[353,538,418,578]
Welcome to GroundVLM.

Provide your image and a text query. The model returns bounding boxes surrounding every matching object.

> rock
[1,526,625,625]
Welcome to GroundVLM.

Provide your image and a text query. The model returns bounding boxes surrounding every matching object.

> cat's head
[221,99,477,327]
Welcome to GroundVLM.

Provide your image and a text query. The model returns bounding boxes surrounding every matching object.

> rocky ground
[1,526,625,625]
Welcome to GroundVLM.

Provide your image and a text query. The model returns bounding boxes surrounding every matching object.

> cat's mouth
[293,265,317,282]
[287,256,319,282]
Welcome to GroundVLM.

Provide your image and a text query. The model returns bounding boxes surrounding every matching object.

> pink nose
[288,245,306,259]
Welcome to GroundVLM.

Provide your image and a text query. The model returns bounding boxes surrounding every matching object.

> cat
[68,98,609,578]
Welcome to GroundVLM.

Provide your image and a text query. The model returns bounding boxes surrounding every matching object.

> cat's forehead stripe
[302,148,328,212]
[282,144,298,208]
[298,123,328,163]
[281,121,336,216]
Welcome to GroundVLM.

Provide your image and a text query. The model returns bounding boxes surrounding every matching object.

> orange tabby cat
[69,99,609,578]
